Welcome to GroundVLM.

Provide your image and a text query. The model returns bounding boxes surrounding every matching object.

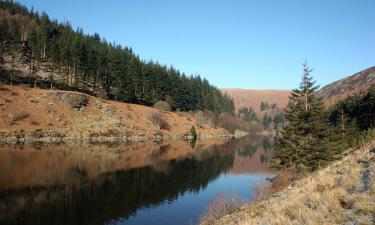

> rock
[104,108,113,116]
[339,197,354,209]
[234,129,250,138]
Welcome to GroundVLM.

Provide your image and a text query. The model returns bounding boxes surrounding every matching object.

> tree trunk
[42,42,46,59]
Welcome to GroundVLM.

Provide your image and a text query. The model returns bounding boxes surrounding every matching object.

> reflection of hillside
[0,151,235,225]
[0,135,274,225]
[0,140,226,190]
[228,135,274,174]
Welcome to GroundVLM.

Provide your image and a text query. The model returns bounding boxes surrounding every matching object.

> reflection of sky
[110,173,273,225]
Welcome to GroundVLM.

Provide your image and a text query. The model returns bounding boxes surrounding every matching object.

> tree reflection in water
[0,135,273,225]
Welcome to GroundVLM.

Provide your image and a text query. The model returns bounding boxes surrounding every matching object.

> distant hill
[317,66,375,106]
[221,89,290,113]
[223,66,375,113]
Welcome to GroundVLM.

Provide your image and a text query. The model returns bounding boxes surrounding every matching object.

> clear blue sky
[19,0,375,89]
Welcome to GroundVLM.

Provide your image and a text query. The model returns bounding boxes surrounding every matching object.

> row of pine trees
[274,63,375,172]
[0,1,235,114]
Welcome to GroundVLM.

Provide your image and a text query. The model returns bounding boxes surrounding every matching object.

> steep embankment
[0,85,230,142]
[317,66,375,106]
[221,89,290,112]
[202,141,375,225]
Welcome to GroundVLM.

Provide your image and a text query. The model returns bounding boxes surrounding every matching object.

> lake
[0,135,275,225]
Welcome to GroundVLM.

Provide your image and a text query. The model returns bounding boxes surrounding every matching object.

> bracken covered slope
[0,85,229,142]
[317,66,375,106]
[220,89,290,112]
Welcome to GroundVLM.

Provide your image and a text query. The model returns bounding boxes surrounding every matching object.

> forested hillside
[0,1,234,113]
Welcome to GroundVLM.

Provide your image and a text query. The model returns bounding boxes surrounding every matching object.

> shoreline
[0,131,234,143]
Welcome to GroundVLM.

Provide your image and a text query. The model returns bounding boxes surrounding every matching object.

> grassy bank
[201,140,375,225]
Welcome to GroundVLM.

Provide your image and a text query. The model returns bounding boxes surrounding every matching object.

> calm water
[0,135,275,225]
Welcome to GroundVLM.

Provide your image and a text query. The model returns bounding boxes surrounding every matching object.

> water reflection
[0,135,274,225]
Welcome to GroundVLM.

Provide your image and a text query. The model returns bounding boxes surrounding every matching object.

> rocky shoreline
[0,130,234,143]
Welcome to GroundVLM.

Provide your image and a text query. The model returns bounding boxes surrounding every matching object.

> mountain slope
[221,89,290,112]
[317,66,375,106]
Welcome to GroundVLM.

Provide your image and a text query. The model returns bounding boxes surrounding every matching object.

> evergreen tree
[190,126,197,140]
[262,113,272,129]
[274,63,333,171]
[238,107,258,123]
[328,88,375,148]
[273,111,284,128]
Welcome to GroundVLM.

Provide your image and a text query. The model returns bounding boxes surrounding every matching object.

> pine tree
[263,113,272,129]
[274,63,333,171]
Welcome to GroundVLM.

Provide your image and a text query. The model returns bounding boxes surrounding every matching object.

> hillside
[317,66,375,106]
[223,66,375,112]
[0,85,230,142]
[0,1,235,114]
[221,89,290,112]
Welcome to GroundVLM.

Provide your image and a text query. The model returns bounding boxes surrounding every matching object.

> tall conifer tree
[274,63,332,171]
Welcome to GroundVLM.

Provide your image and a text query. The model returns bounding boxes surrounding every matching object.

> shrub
[66,94,89,108]
[203,110,219,128]
[190,126,197,140]
[218,112,252,133]
[153,101,171,111]
[8,111,30,125]
[149,111,170,130]
[254,182,270,202]
[199,194,243,223]
[268,169,297,193]
[194,110,205,127]
[30,119,40,126]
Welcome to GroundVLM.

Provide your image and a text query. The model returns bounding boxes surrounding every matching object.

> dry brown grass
[0,85,230,140]
[202,141,375,225]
